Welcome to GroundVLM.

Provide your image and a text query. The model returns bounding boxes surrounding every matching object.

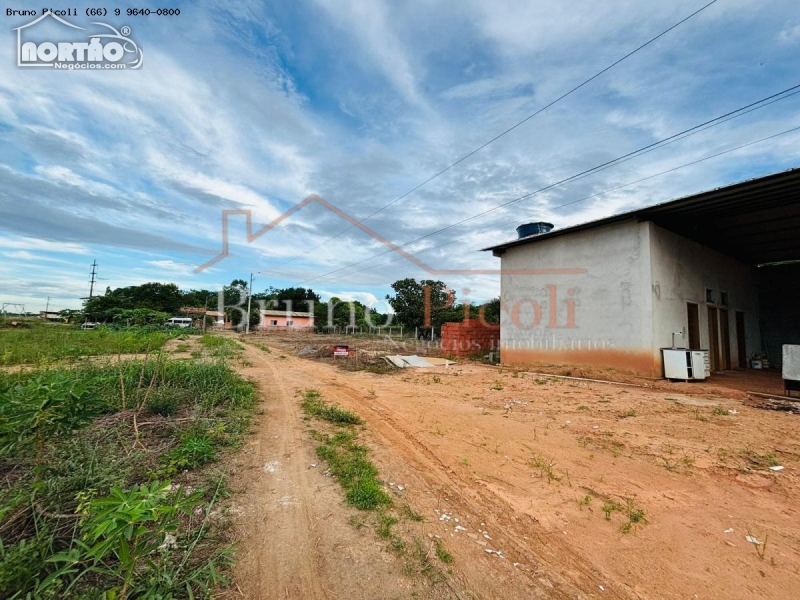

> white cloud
[318,290,381,306]
[2,0,800,305]
[3,250,36,260]
[34,165,119,197]
[778,24,800,43]
[0,237,89,254]
[144,260,197,275]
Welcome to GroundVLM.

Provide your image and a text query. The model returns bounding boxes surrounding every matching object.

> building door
[708,306,720,371]
[719,309,731,370]
[736,311,746,368]
[687,303,700,349]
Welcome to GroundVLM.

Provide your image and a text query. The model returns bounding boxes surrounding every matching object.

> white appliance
[783,345,800,397]
[662,349,709,381]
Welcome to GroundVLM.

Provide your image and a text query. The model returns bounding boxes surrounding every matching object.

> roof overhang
[483,168,800,266]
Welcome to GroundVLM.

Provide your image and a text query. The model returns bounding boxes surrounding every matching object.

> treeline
[77,279,499,330]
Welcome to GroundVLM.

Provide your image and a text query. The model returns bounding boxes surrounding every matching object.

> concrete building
[484,169,800,378]
[258,310,315,331]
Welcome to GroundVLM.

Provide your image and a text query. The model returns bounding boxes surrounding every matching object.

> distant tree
[181,288,217,310]
[386,278,454,329]
[481,297,501,324]
[84,282,183,321]
[223,280,259,329]
[256,286,320,312]
[58,309,83,323]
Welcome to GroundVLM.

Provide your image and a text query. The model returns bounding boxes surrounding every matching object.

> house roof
[261,310,314,318]
[483,167,800,266]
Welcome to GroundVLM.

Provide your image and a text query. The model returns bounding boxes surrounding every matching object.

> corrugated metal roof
[483,168,800,265]
[261,310,314,317]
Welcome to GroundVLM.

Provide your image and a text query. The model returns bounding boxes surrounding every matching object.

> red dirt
[229,335,800,599]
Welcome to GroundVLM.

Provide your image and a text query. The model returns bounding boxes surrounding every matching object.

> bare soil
[228,334,800,599]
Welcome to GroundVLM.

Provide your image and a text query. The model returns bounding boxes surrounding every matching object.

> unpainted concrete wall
[498,219,656,376]
[649,224,760,370]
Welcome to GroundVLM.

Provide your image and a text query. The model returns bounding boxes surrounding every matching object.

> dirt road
[230,341,800,599]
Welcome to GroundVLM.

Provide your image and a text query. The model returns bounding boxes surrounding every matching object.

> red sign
[333,345,349,357]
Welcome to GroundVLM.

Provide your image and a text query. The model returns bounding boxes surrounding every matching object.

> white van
[166,317,193,328]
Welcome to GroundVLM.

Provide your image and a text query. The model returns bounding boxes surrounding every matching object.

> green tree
[223,280,260,329]
[256,286,320,312]
[481,297,501,324]
[386,279,454,328]
[84,283,184,321]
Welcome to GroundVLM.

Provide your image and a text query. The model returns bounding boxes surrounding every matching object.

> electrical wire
[291,83,800,284]
[271,0,719,270]
[307,123,800,282]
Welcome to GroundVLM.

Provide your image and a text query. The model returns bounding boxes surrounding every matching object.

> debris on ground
[298,346,317,356]
[769,465,784,471]
[158,533,178,551]
[384,355,455,368]
[745,535,763,545]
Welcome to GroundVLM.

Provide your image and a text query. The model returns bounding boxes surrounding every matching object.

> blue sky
[2,0,800,313]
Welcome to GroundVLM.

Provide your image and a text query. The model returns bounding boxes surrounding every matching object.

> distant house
[39,311,64,322]
[483,169,800,378]
[205,311,226,327]
[258,310,314,331]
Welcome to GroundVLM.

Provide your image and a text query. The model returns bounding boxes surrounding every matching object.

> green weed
[434,540,453,563]
[301,389,363,425]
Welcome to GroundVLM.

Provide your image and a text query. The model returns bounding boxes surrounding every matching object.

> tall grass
[0,326,174,365]
[0,354,257,598]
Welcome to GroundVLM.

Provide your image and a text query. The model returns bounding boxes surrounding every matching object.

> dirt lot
[229,333,800,599]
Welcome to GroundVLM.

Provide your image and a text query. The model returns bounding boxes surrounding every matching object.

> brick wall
[441,320,500,357]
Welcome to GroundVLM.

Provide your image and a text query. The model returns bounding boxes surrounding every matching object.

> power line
[273,0,719,269]
[294,83,800,284]
[308,123,800,282]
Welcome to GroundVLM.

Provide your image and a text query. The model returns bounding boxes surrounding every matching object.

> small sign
[333,345,349,357]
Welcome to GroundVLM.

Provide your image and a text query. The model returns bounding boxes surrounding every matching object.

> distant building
[258,310,315,331]
[39,311,64,322]
[205,311,226,327]
[483,169,800,378]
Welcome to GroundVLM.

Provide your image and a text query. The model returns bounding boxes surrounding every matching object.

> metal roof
[483,168,800,265]
[261,310,314,318]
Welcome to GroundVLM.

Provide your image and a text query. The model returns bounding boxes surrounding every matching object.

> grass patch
[740,446,780,469]
[529,454,561,483]
[0,352,258,598]
[301,389,363,425]
[315,433,391,510]
[0,325,175,365]
[376,511,398,538]
[301,391,388,510]
[400,504,424,522]
[601,497,647,533]
[434,539,453,563]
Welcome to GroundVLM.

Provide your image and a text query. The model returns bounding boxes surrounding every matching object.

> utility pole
[245,272,254,334]
[88,260,98,299]
[45,296,50,318]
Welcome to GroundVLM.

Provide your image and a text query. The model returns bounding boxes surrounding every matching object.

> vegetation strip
[0,332,257,598]
[299,388,454,585]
